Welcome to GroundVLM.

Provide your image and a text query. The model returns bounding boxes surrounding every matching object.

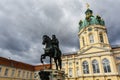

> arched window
[83,61,89,74]
[102,58,111,73]
[89,34,94,43]
[99,33,104,43]
[82,37,85,46]
[92,60,100,73]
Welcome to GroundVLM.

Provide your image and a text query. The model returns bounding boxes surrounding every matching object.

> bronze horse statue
[40,35,62,70]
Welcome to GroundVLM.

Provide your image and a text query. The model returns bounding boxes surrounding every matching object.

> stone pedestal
[39,69,65,80]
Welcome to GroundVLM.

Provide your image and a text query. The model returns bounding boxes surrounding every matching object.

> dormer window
[82,37,85,46]
[99,33,104,43]
[89,34,94,43]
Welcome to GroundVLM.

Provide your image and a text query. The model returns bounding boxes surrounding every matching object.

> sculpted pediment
[78,46,110,54]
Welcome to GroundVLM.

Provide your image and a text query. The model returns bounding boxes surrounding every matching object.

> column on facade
[80,36,84,48]
[110,55,118,74]
[66,59,68,77]
[79,58,83,76]
[99,56,104,74]
[75,58,80,77]
[104,31,109,44]
[73,57,75,78]
[98,56,106,80]
[85,31,89,46]
[79,36,82,48]
[88,57,93,75]
[95,27,99,43]
[75,58,77,78]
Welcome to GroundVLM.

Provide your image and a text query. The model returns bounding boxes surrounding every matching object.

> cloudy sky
[0,0,120,65]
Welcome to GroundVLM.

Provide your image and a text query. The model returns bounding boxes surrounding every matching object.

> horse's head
[42,35,51,45]
[42,35,47,45]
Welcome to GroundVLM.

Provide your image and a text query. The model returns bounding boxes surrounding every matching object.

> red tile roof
[34,64,50,71]
[0,57,50,71]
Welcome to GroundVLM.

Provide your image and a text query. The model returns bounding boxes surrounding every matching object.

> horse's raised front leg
[40,54,45,64]
[40,55,43,63]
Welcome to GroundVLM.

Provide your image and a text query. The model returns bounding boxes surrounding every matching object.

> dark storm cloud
[0,0,120,64]
[0,0,81,64]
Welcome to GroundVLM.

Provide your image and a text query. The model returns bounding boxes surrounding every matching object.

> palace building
[0,57,50,80]
[53,6,120,80]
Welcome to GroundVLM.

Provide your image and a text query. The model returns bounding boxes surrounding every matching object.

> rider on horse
[51,35,59,58]
[41,35,62,70]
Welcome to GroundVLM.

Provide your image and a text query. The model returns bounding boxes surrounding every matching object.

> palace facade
[53,7,120,80]
[0,57,50,80]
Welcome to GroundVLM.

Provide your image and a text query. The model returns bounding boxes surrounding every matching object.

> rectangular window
[69,62,72,66]
[11,69,15,77]
[26,72,29,78]
[4,68,9,76]
[22,71,25,78]
[34,73,37,78]
[69,68,72,77]
[17,70,21,77]
[99,34,104,43]
[89,34,94,43]
[30,73,32,79]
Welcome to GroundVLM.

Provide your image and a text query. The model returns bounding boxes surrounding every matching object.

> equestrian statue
[40,35,62,70]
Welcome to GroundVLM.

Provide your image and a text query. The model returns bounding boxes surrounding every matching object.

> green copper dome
[79,8,105,31]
